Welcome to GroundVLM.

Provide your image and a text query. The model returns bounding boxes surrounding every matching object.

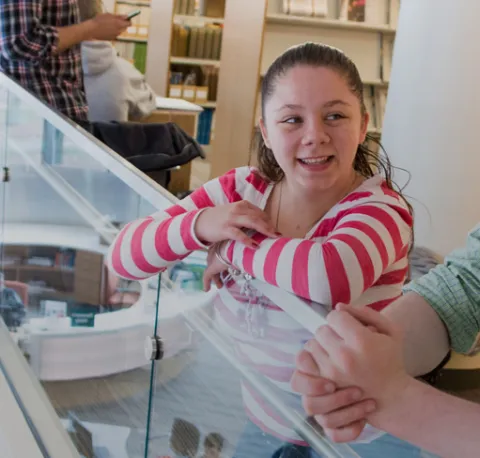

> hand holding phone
[126,9,141,20]
[89,13,132,41]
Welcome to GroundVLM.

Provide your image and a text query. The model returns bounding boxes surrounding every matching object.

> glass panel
[3,87,159,227]
[145,252,350,458]
[146,252,440,458]
[0,74,442,458]
[0,76,169,458]
[0,87,10,333]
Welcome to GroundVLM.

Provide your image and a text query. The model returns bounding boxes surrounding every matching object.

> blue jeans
[233,420,320,458]
[233,421,437,458]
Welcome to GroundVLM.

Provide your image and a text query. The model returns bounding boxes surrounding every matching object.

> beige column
[145,0,175,96]
[209,0,268,178]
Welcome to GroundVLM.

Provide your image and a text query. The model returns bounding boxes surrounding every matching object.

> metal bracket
[144,335,164,361]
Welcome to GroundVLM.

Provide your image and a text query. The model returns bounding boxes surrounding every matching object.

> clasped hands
[291,303,412,443]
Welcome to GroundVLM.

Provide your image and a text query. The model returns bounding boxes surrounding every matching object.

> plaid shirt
[404,223,480,355]
[0,0,88,121]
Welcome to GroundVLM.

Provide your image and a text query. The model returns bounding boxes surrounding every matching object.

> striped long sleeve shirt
[107,166,413,443]
[108,166,413,309]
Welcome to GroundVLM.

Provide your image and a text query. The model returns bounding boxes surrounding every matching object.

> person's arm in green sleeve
[291,225,480,446]
[403,224,480,358]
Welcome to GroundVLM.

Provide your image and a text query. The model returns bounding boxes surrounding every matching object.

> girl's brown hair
[253,42,413,220]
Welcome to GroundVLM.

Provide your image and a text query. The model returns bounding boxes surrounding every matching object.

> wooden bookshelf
[174,14,225,24]
[111,0,224,153]
[109,0,398,181]
[116,0,151,6]
[2,245,105,308]
[170,56,221,67]
[266,13,396,34]
[198,101,217,108]
[116,36,148,43]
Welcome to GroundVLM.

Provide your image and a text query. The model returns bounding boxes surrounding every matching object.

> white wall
[382,0,480,255]
[103,0,115,12]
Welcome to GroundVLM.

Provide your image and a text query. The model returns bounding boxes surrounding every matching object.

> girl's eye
[326,113,344,121]
[282,116,302,124]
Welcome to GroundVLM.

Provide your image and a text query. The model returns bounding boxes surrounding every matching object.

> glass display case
[0,73,438,458]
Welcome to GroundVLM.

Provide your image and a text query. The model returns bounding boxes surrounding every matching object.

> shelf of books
[110,0,399,177]
[113,0,224,150]
[259,0,400,151]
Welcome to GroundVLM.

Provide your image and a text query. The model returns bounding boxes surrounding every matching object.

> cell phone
[126,9,141,20]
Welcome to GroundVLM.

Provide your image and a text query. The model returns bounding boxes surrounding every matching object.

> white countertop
[155,96,203,112]
[22,289,215,337]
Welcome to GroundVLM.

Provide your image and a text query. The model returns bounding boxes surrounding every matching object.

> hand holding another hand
[292,304,411,443]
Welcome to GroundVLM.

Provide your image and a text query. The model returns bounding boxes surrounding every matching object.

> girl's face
[260,65,368,193]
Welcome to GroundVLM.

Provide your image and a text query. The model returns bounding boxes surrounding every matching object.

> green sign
[70,311,95,328]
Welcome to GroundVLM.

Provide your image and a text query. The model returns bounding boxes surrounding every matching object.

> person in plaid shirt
[0,0,131,121]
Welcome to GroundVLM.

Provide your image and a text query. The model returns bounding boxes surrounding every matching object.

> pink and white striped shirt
[107,166,413,443]
[108,166,412,309]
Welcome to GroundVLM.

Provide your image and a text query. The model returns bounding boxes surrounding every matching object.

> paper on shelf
[155,96,203,112]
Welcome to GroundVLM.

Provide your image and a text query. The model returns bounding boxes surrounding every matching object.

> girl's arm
[106,168,251,280]
[222,202,413,305]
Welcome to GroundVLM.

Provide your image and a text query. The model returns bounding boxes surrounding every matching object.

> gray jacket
[81,41,156,122]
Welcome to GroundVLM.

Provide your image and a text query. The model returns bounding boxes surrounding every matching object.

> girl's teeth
[301,157,330,164]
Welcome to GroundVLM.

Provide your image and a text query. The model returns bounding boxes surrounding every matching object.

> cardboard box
[195,86,209,103]
[168,84,183,99]
[182,85,196,101]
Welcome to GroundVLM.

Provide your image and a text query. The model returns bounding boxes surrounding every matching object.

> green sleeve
[404,225,480,354]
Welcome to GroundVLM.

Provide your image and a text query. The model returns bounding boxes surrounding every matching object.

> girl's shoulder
[223,166,269,185]
[344,174,410,210]
[216,166,271,203]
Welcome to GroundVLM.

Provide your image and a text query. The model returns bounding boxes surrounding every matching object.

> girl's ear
[359,112,370,143]
[259,118,272,149]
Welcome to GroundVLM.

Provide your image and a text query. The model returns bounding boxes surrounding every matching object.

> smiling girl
[107,42,414,457]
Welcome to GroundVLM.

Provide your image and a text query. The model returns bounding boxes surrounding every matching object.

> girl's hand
[195,201,277,249]
[203,244,229,291]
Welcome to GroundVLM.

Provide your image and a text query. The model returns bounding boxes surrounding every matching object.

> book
[204,26,214,59]
[339,0,365,22]
[195,27,206,58]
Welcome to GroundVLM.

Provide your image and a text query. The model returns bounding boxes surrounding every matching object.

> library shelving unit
[112,0,225,152]
[2,244,105,309]
[110,0,400,181]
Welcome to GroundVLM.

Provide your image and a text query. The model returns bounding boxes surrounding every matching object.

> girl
[107,42,414,457]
